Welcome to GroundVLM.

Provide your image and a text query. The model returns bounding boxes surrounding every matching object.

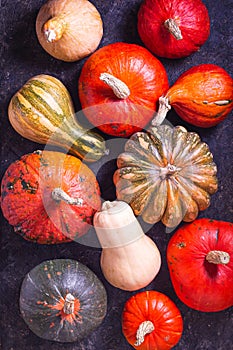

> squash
[8,74,107,162]
[138,0,210,59]
[78,42,169,137]
[19,259,107,342]
[152,64,233,127]
[167,218,233,312]
[1,150,101,244]
[122,290,183,349]
[93,200,161,291]
[114,124,218,228]
[36,0,103,62]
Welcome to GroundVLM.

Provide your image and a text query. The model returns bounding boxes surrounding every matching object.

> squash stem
[135,320,155,346]
[164,19,183,40]
[151,96,171,126]
[63,293,75,314]
[206,250,230,264]
[43,16,67,42]
[52,188,83,206]
[100,73,130,99]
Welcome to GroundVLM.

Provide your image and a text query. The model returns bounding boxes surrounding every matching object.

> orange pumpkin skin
[78,42,169,137]
[122,290,183,350]
[1,151,101,244]
[166,64,233,127]
[167,219,233,312]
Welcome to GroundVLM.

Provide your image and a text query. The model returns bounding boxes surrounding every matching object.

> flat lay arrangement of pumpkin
[1,0,233,349]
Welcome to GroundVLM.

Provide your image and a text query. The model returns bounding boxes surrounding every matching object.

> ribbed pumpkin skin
[20,259,107,342]
[122,291,183,350]
[1,151,101,244]
[8,74,107,162]
[78,42,169,137]
[114,124,218,228]
[138,0,210,59]
[167,219,233,312]
[166,64,233,127]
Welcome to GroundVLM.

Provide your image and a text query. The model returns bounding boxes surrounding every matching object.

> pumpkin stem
[63,293,75,314]
[99,73,130,99]
[160,163,180,179]
[164,19,183,40]
[206,250,230,264]
[151,96,171,126]
[135,320,155,346]
[52,188,83,206]
[43,16,67,42]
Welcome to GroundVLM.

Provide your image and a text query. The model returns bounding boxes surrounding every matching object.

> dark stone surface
[0,0,233,349]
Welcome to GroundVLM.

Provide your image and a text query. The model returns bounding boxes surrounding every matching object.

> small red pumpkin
[1,150,101,244]
[78,42,169,137]
[153,64,233,128]
[167,218,233,312]
[138,0,210,59]
[122,290,183,350]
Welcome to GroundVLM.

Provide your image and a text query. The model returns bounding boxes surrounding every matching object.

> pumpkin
[36,0,103,62]
[93,200,161,291]
[113,124,218,228]
[0,150,101,244]
[122,290,183,350]
[167,218,233,312]
[152,64,233,128]
[8,74,107,162]
[20,259,107,342]
[78,42,169,137]
[137,0,210,59]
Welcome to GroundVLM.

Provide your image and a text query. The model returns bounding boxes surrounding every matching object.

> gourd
[122,290,183,350]
[167,218,233,312]
[153,64,233,127]
[1,150,101,244]
[78,42,169,137]
[8,74,107,162]
[138,0,210,59]
[36,0,103,62]
[114,124,218,228]
[19,259,107,342]
[93,200,161,291]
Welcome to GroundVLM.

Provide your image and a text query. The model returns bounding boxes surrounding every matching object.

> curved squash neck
[94,200,145,248]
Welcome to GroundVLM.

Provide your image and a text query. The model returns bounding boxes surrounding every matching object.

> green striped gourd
[8,75,107,162]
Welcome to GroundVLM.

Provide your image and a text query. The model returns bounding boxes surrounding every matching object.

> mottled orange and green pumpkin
[1,150,101,243]
[114,124,218,228]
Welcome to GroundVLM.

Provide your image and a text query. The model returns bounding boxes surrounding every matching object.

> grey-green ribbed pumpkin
[8,74,107,162]
[20,259,107,342]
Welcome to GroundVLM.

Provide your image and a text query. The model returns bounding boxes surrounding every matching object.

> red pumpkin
[1,150,101,244]
[78,42,169,137]
[138,0,210,59]
[153,64,233,128]
[122,290,183,350]
[167,218,233,312]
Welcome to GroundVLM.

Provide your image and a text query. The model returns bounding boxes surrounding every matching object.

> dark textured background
[0,0,233,349]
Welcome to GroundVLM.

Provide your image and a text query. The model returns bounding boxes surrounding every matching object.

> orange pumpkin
[122,290,183,349]
[78,42,169,137]
[1,151,101,244]
[152,64,233,127]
